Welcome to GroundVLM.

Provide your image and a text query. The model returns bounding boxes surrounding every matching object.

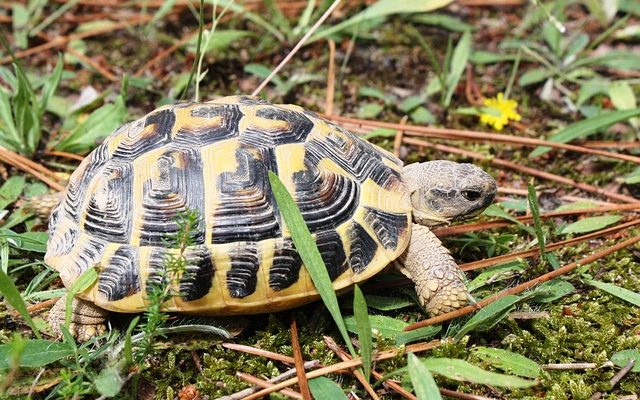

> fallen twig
[497,187,614,207]
[221,342,296,365]
[434,203,640,237]
[0,16,152,64]
[459,218,640,271]
[242,340,442,400]
[405,233,640,331]
[0,146,65,191]
[217,360,320,400]
[236,372,303,399]
[44,150,85,162]
[290,317,312,400]
[543,363,599,370]
[325,39,336,116]
[323,336,380,400]
[590,359,636,400]
[327,114,640,165]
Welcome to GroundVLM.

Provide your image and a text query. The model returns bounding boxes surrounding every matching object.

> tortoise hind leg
[48,295,109,341]
[396,224,470,315]
[25,192,65,220]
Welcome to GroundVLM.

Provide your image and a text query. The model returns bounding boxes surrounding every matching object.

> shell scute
[46,96,413,314]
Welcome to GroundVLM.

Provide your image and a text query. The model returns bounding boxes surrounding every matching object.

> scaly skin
[48,295,108,341]
[400,160,497,315]
[24,192,64,220]
[397,224,469,314]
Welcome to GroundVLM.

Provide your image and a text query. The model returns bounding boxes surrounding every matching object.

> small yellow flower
[479,93,521,131]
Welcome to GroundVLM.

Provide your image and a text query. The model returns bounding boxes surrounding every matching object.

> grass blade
[422,357,537,388]
[0,269,41,338]
[310,0,454,43]
[353,285,372,381]
[0,176,26,211]
[268,171,355,356]
[583,278,640,307]
[454,295,520,340]
[471,347,542,378]
[531,108,640,157]
[64,267,98,331]
[527,182,548,264]
[560,215,622,235]
[408,353,442,400]
[0,339,73,369]
[444,29,471,107]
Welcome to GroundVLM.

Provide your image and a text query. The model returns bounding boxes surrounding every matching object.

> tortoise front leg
[48,295,109,341]
[396,224,469,315]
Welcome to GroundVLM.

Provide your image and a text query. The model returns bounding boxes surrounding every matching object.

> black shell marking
[46,223,79,258]
[179,246,215,301]
[82,161,133,243]
[347,222,377,274]
[315,230,348,280]
[112,110,174,160]
[269,238,303,291]
[139,148,205,246]
[174,104,242,146]
[226,244,260,298]
[363,207,408,251]
[99,246,140,301]
[293,158,360,232]
[212,147,281,244]
[45,98,412,311]
[146,249,169,295]
[241,107,314,147]
[64,143,111,221]
[304,131,402,189]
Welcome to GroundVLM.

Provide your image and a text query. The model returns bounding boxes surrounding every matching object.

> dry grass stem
[44,150,85,162]
[435,203,640,237]
[328,115,640,165]
[405,233,640,331]
[251,0,343,96]
[221,343,296,365]
[236,372,303,399]
[290,317,312,400]
[370,370,416,400]
[543,363,599,370]
[325,39,336,116]
[219,360,320,400]
[497,187,615,207]
[242,340,442,400]
[323,336,380,400]
[0,16,152,64]
[0,147,65,191]
[393,116,408,157]
[460,218,640,272]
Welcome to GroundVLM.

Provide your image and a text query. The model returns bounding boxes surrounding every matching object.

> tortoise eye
[461,189,482,201]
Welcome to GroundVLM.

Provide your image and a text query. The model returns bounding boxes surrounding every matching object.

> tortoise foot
[48,295,108,341]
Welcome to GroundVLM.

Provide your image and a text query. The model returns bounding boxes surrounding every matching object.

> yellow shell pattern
[45,96,413,314]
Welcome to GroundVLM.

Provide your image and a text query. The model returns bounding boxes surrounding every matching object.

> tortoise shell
[45,96,412,314]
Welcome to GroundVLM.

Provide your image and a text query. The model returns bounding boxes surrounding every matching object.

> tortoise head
[402,160,497,227]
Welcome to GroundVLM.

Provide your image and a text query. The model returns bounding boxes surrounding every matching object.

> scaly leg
[396,224,469,315]
[48,295,109,341]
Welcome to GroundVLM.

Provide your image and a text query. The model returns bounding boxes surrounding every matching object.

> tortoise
[44,95,497,340]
